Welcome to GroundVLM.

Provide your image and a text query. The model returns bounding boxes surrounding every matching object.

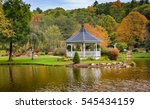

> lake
[0,59,150,92]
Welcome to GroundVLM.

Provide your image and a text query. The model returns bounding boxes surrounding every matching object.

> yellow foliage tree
[84,23,110,48]
[116,11,148,47]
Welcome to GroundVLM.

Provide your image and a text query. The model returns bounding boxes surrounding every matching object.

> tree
[73,52,80,64]
[3,0,31,61]
[140,0,145,5]
[55,16,79,39]
[133,4,150,20]
[93,0,98,7]
[112,0,122,9]
[35,7,42,13]
[98,15,118,46]
[145,0,149,4]
[0,3,15,52]
[84,23,110,48]
[44,25,62,50]
[116,11,148,48]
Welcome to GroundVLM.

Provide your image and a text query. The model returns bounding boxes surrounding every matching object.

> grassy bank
[119,52,150,59]
[0,53,149,66]
[0,56,120,66]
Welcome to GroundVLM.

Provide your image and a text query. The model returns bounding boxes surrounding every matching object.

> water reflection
[0,59,150,92]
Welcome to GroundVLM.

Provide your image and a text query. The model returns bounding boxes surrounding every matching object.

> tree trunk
[8,37,13,61]
[32,49,34,60]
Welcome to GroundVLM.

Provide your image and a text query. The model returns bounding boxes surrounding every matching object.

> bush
[57,56,70,61]
[0,50,7,56]
[48,52,52,55]
[54,48,66,56]
[107,48,119,60]
[86,56,95,61]
[38,51,45,55]
[100,56,110,61]
[101,48,109,56]
[117,43,127,52]
[73,52,80,64]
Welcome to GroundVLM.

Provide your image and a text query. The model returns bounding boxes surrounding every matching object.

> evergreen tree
[93,0,98,7]
[140,0,145,5]
[73,52,80,64]
[145,0,149,4]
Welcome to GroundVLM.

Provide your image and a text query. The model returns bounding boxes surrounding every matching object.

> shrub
[57,56,70,61]
[38,52,45,55]
[0,50,7,56]
[100,56,110,61]
[101,48,109,56]
[73,52,80,64]
[108,48,119,60]
[48,52,52,55]
[86,56,95,61]
[54,48,66,56]
[117,42,127,52]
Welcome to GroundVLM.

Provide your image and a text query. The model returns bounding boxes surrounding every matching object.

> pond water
[0,59,150,92]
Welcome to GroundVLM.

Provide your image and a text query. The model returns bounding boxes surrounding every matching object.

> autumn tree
[112,0,122,9]
[84,23,110,48]
[3,0,31,61]
[116,11,148,48]
[0,2,14,52]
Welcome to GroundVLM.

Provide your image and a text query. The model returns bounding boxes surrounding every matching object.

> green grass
[0,55,120,66]
[0,56,72,66]
[0,52,149,66]
[119,52,150,59]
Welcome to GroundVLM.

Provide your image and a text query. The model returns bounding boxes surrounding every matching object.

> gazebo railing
[66,51,101,58]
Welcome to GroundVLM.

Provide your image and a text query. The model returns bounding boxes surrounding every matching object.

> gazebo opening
[65,25,101,58]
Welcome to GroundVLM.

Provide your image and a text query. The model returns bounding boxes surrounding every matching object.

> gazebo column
[95,43,97,57]
[83,43,85,57]
[71,44,73,57]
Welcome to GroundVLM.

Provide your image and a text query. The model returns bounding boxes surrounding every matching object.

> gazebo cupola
[65,25,101,58]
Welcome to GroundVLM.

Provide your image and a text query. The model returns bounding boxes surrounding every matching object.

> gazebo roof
[65,26,101,43]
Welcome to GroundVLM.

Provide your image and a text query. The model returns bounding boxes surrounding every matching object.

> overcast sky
[23,0,132,11]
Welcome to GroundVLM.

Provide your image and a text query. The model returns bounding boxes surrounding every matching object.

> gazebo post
[83,43,85,57]
[71,44,73,57]
[95,43,97,57]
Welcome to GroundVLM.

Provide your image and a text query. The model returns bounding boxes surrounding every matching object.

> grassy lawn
[119,52,150,59]
[0,56,72,66]
[0,52,149,66]
[0,55,120,66]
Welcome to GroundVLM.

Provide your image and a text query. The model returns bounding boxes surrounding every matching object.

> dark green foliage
[54,16,79,39]
[93,0,98,7]
[133,4,150,20]
[73,52,80,64]
[3,0,31,61]
[34,7,43,13]
[117,43,128,52]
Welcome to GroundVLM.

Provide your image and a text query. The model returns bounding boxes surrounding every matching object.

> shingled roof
[65,26,101,43]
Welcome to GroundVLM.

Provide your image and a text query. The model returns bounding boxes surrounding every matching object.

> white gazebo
[65,25,101,58]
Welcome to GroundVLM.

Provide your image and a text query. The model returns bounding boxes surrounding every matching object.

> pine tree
[73,52,80,64]
[145,0,149,4]
[140,0,145,5]
[93,0,98,7]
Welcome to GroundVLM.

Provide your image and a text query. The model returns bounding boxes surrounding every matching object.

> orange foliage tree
[116,11,148,47]
[112,0,122,9]
[84,23,110,48]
